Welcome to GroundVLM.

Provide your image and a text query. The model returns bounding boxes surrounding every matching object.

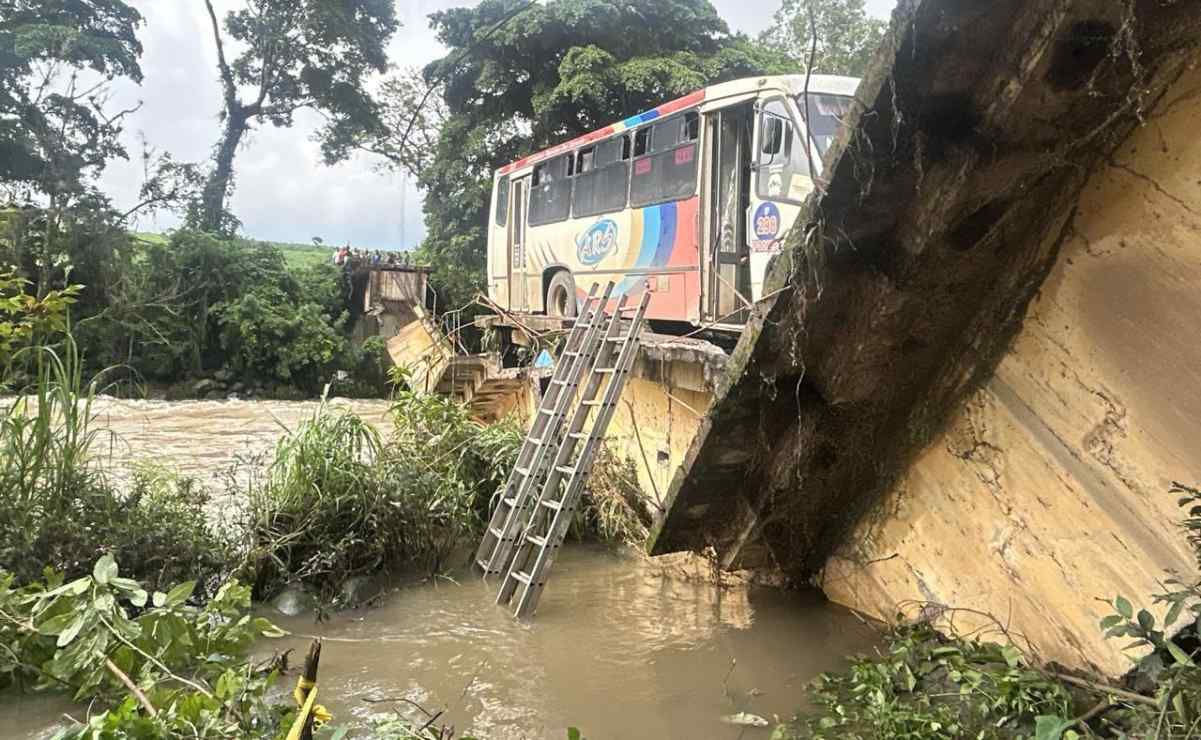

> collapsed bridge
[648,0,1201,674]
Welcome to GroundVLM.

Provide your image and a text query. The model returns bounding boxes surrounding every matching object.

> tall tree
[0,0,144,197]
[759,0,885,77]
[197,0,399,235]
[365,0,784,309]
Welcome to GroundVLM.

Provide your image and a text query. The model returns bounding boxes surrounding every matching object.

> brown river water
[2,398,876,739]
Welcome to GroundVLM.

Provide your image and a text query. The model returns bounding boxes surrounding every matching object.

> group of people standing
[333,244,411,268]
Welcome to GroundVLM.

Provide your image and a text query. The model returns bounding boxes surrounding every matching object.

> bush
[242,389,521,602]
[0,336,228,592]
[0,555,291,738]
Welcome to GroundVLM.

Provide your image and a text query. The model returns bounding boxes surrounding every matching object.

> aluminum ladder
[474,282,614,578]
[496,289,652,618]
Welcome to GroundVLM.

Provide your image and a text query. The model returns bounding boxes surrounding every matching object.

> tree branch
[204,0,240,114]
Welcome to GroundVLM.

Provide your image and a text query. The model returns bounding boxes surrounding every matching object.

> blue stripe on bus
[613,204,673,297]
[651,202,677,267]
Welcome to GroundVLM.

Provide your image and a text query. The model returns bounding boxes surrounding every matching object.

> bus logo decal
[577,219,619,265]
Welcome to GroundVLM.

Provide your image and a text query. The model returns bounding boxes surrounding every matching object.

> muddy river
[3,398,876,739]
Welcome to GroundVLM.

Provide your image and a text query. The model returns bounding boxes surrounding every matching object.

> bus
[486,74,859,330]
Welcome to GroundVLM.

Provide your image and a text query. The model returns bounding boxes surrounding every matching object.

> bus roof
[496,74,859,177]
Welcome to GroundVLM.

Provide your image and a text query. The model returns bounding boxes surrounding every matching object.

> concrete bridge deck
[646,0,1201,673]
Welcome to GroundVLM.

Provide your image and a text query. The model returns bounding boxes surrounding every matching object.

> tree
[759,0,886,77]
[196,0,400,235]
[378,0,784,310]
[0,0,144,198]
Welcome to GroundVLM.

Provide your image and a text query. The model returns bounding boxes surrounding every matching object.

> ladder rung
[525,434,543,443]
[504,496,516,506]
[567,432,586,440]
[515,466,530,476]
[605,337,627,343]
[595,367,615,374]
[512,570,533,585]
[540,498,563,510]
[563,351,580,357]
[489,526,504,538]
[551,379,567,386]
[582,400,604,407]
[539,407,555,415]
[555,465,575,476]
[526,533,548,548]
[476,557,490,570]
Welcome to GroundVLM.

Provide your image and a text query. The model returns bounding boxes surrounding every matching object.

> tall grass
[242,388,522,601]
[0,334,226,589]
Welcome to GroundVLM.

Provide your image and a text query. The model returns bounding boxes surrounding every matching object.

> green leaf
[110,577,140,593]
[93,554,118,585]
[1165,599,1184,627]
[129,589,148,608]
[1099,614,1123,630]
[164,580,196,607]
[1034,715,1074,740]
[1000,644,1022,668]
[56,613,87,647]
[1166,639,1195,667]
[1114,596,1133,619]
[1137,609,1154,631]
[567,728,582,740]
[37,611,76,636]
[152,591,166,608]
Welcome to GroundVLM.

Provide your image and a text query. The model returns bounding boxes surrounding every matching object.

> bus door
[748,97,813,300]
[705,104,753,325]
[508,177,529,312]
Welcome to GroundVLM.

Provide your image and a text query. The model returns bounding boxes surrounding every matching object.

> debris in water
[721,712,769,727]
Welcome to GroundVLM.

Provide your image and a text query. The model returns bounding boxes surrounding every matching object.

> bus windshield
[798,93,855,155]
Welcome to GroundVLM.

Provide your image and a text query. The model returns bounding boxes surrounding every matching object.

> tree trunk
[198,109,247,234]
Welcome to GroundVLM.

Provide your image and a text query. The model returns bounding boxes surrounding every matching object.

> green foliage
[0,267,77,369]
[0,556,290,739]
[389,0,784,309]
[573,449,652,546]
[780,623,1074,739]
[243,390,520,602]
[759,0,886,77]
[0,0,144,193]
[0,331,229,592]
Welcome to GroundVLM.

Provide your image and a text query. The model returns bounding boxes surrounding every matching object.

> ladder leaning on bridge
[474,281,651,618]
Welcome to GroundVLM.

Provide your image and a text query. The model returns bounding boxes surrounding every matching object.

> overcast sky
[101,0,896,250]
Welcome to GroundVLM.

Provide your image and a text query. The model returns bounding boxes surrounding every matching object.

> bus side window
[529,155,572,225]
[577,146,595,174]
[757,99,810,203]
[572,137,630,218]
[634,127,651,157]
[494,176,509,227]
[630,112,699,208]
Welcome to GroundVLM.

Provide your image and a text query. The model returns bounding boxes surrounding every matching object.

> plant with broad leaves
[0,555,293,738]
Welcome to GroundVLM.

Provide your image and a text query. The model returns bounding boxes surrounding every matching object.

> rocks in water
[272,585,315,617]
[214,368,233,382]
[339,575,381,606]
[721,713,769,727]
[193,378,218,395]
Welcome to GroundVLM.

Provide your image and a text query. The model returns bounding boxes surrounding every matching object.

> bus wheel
[546,271,578,318]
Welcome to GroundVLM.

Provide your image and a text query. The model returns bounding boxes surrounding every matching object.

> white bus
[486,74,858,329]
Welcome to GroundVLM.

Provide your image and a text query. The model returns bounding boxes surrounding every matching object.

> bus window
[572,136,630,218]
[630,113,699,208]
[634,127,651,157]
[757,99,810,203]
[576,146,595,174]
[529,155,572,225]
[494,176,509,227]
[799,93,855,155]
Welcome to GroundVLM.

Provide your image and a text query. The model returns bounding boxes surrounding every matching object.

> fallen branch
[1045,670,1157,707]
[105,657,157,717]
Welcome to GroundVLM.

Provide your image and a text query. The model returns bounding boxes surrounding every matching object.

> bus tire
[546,271,578,318]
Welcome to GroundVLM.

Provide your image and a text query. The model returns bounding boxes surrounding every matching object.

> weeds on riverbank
[0,335,228,592]
[243,387,521,602]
